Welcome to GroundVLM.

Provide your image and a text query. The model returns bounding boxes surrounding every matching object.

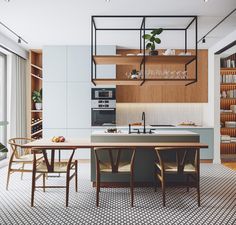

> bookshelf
[220,53,236,158]
[28,50,43,139]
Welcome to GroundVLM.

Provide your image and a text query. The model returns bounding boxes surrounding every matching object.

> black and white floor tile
[0,163,235,225]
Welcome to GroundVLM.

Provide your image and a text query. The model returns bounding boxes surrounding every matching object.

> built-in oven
[91,88,116,126]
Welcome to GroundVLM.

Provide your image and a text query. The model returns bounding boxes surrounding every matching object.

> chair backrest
[155,147,199,173]
[8,138,34,159]
[94,147,136,173]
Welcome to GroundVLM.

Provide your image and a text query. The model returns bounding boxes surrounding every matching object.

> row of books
[221,89,236,98]
[221,135,236,143]
[221,74,236,83]
[221,59,236,68]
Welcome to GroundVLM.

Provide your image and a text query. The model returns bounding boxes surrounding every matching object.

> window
[0,53,7,161]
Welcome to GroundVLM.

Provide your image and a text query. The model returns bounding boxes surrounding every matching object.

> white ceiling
[0,0,235,50]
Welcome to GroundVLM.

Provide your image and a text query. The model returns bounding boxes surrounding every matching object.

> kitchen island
[90,130,201,186]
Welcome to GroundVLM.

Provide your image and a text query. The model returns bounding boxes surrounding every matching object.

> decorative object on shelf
[0,143,8,153]
[163,49,175,56]
[32,89,42,110]
[142,28,163,56]
[51,136,66,143]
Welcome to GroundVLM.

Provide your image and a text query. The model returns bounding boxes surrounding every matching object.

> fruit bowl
[51,136,65,143]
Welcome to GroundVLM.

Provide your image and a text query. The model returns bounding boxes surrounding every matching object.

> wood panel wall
[116,49,208,103]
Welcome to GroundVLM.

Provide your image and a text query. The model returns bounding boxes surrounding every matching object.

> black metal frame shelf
[91,15,198,86]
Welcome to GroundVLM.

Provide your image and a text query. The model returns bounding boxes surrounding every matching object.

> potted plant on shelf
[143,28,163,56]
[32,89,42,110]
[130,69,140,79]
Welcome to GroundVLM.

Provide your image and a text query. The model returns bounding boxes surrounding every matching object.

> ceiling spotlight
[204,0,208,2]
[105,0,110,2]
[18,38,21,44]
[202,37,206,43]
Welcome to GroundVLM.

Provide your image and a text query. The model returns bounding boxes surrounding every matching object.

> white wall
[117,103,205,126]
[205,29,236,164]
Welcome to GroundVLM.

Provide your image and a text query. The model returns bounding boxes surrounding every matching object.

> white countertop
[92,130,199,136]
[92,125,213,129]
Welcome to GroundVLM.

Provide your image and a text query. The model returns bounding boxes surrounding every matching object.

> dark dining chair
[154,147,200,207]
[31,148,78,207]
[93,147,136,207]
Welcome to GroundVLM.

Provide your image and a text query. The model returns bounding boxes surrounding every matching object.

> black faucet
[142,112,146,134]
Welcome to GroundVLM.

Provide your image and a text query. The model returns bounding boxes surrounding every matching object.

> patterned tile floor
[0,163,235,225]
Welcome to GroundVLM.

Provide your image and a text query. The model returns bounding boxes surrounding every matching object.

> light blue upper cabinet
[67,46,91,82]
[43,46,67,82]
[67,45,116,82]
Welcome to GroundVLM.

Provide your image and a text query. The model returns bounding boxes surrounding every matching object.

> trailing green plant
[32,89,42,103]
[143,28,163,51]
[0,143,8,153]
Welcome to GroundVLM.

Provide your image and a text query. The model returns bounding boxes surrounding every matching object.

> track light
[202,37,206,43]
[18,37,21,44]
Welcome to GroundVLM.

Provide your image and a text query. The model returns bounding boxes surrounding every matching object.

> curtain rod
[0,44,27,60]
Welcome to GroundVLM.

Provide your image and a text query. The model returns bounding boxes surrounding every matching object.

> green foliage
[142,28,163,51]
[131,69,139,75]
[0,143,8,153]
[32,89,42,103]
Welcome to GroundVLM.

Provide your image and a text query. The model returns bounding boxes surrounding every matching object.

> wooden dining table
[25,138,208,149]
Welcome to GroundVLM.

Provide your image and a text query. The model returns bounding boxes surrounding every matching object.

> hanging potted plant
[143,28,163,56]
[32,89,42,110]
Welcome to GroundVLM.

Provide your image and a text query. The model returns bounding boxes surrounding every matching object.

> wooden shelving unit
[28,50,43,139]
[220,60,236,157]
[92,55,197,86]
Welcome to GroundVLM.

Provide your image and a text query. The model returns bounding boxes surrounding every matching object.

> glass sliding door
[0,53,7,161]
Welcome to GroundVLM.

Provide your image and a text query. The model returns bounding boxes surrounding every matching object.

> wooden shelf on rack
[93,55,143,65]
[31,129,43,136]
[93,55,196,65]
[92,78,196,86]
[145,55,196,64]
[143,79,196,85]
[31,120,43,127]
[93,79,143,85]
[31,64,43,71]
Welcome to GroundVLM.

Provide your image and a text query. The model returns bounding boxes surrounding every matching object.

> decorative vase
[149,50,158,56]
[131,74,139,79]
[35,103,42,110]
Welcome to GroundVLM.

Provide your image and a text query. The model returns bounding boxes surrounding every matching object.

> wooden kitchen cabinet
[116,49,208,103]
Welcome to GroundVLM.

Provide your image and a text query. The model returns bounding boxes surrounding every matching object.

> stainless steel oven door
[91,108,116,126]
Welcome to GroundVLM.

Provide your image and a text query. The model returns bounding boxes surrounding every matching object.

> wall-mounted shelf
[91,15,198,86]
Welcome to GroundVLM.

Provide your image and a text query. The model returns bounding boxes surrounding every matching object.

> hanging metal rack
[91,15,198,86]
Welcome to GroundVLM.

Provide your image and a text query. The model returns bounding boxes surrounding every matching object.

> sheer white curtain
[9,54,27,138]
